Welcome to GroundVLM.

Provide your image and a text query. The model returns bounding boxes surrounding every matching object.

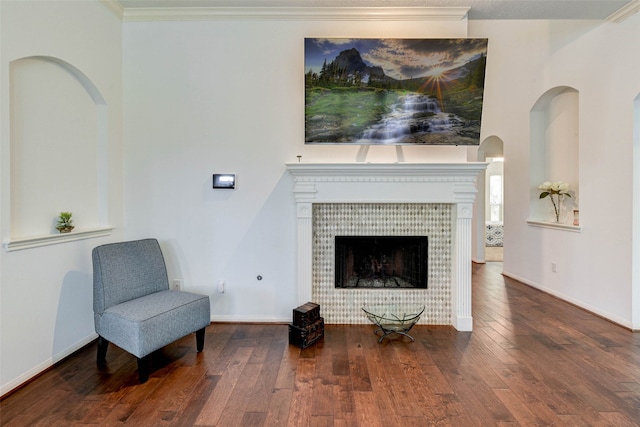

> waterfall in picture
[358,93,462,144]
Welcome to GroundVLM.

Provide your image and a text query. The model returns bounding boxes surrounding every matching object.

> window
[489,174,503,222]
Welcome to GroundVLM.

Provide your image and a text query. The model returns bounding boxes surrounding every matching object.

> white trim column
[296,203,313,305]
[453,202,474,331]
[292,183,316,305]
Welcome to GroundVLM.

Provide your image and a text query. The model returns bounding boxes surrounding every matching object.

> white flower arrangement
[538,181,571,223]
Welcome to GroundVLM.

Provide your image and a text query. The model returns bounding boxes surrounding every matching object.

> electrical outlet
[172,279,182,290]
[217,280,225,293]
[551,263,557,273]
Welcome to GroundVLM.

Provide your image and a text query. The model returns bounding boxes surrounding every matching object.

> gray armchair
[92,238,210,382]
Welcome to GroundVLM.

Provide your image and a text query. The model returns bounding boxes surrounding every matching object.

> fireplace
[335,236,428,289]
[312,203,447,325]
[286,162,487,331]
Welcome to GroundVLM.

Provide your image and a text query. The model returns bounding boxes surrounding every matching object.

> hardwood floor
[2,262,640,426]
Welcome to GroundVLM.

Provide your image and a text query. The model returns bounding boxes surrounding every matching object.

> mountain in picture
[304,38,488,145]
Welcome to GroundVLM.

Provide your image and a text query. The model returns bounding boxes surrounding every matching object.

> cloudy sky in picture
[305,38,488,81]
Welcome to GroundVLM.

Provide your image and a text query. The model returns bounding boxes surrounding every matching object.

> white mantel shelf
[286,162,487,332]
[286,162,488,204]
[286,162,487,177]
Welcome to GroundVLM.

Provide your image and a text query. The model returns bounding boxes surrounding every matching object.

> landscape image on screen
[304,38,488,145]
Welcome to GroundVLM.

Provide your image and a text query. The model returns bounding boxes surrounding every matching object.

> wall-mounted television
[304,38,488,145]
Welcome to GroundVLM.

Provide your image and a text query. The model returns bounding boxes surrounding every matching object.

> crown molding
[606,0,640,22]
[100,0,125,19]
[122,6,469,22]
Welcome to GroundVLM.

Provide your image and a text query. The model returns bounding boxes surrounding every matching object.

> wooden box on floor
[289,318,324,349]
[289,302,324,348]
[292,302,320,328]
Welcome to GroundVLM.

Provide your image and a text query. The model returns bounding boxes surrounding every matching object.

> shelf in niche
[4,227,113,252]
[527,220,581,232]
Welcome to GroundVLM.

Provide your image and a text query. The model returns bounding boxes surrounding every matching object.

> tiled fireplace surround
[286,163,486,332]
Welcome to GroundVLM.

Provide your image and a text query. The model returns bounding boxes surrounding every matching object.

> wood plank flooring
[2,262,640,426]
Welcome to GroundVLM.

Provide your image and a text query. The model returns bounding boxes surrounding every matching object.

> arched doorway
[476,136,504,262]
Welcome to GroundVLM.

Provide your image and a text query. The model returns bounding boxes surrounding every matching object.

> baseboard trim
[501,270,634,331]
[211,314,291,324]
[1,333,98,399]
[451,315,473,332]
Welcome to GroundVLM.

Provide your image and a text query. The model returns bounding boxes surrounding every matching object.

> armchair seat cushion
[95,289,210,358]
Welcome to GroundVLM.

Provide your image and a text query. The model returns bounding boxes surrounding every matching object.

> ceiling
[116,0,639,20]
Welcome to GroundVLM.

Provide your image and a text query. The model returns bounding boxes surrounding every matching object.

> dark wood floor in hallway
[2,262,640,426]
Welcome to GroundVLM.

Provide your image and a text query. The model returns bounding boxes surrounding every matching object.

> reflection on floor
[485,246,503,262]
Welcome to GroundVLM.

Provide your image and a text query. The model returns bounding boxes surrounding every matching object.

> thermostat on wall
[213,174,236,189]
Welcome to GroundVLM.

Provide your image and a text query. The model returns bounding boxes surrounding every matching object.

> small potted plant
[56,211,74,233]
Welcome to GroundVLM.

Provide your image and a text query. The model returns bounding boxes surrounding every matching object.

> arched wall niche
[529,86,579,224]
[8,56,109,239]
[479,135,504,158]
[633,93,640,329]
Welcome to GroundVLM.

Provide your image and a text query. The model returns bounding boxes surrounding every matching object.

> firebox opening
[335,236,428,289]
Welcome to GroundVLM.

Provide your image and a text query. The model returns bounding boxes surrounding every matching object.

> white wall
[0,1,123,395]
[123,14,640,331]
[634,93,640,327]
[122,18,471,322]
[469,17,640,328]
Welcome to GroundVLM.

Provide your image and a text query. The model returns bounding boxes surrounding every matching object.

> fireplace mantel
[286,162,486,177]
[286,162,487,331]
[286,162,486,203]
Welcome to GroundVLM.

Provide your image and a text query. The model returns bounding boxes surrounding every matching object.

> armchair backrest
[93,238,170,314]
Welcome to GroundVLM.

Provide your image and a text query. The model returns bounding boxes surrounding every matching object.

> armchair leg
[97,336,109,364]
[196,327,206,352]
[137,356,151,383]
